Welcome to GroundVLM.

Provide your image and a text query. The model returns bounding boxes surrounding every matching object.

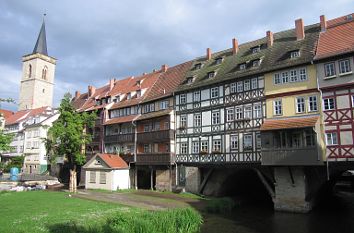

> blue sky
[0,0,353,111]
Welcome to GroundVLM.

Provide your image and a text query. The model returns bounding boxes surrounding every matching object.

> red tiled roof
[5,106,50,125]
[260,116,319,131]
[98,153,128,169]
[103,115,139,125]
[315,14,354,60]
[0,109,14,119]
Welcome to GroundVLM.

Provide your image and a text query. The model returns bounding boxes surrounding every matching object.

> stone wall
[185,166,200,194]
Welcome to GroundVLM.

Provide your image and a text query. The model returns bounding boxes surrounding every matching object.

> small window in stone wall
[89,171,96,183]
[99,171,106,184]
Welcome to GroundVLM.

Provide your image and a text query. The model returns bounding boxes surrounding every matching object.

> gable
[84,156,110,169]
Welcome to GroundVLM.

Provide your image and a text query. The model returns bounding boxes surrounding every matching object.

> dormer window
[136,90,141,98]
[252,59,261,67]
[215,57,223,65]
[239,63,246,70]
[127,93,131,100]
[290,50,300,59]
[194,63,202,70]
[208,71,216,79]
[251,46,260,54]
[114,95,120,103]
[96,99,101,105]
[136,80,141,87]
[186,77,194,84]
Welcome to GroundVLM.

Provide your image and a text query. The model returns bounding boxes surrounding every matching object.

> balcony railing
[104,133,134,143]
[95,118,102,125]
[261,147,322,165]
[136,152,175,165]
[137,130,175,143]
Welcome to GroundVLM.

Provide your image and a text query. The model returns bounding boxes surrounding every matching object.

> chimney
[295,18,305,40]
[232,38,239,54]
[320,15,327,32]
[153,69,157,72]
[161,64,168,72]
[88,85,96,97]
[143,72,147,75]
[266,31,273,47]
[75,91,80,99]
[109,79,115,91]
[206,48,212,60]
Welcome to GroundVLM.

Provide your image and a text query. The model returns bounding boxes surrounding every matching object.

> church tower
[18,19,56,111]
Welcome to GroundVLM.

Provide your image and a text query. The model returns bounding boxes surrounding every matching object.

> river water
[201,188,354,233]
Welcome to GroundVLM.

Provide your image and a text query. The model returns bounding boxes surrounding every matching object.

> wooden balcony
[261,147,322,166]
[104,133,134,143]
[95,118,102,126]
[120,154,135,163]
[136,153,175,165]
[137,130,175,143]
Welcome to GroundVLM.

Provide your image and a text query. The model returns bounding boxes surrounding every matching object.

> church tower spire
[18,17,56,111]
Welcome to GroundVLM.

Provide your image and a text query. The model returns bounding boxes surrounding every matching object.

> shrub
[205,197,236,214]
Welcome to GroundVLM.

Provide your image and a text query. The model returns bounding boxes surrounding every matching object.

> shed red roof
[98,153,128,169]
[260,116,319,131]
[315,14,354,60]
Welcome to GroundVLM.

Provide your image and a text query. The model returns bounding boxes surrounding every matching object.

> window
[352,95,354,107]
[180,94,187,104]
[154,121,160,131]
[181,143,188,154]
[186,77,194,84]
[89,171,96,183]
[230,135,238,150]
[160,100,168,110]
[193,91,200,102]
[144,144,151,153]
[308,96,318,112]
[256,134,261,148]
[324,98,335,110]
[339,59,351,74]
[212,111,220,124]
[243,134,253,150]
[226,108,234,122]
[251,46,260,53]
[290,70,298,82]
[274,100,282,115]
[215,57,223,65]
[252,59,260,67]
[165,143,170,152]
[296,97,305,113]
[42,66,48,80]
[212,140,221,152]
[235,107,243,120]
[230,83,237,93]
[244,80,250,91]
[194,113,201,127]
[324,63,336,77]
[253,104,262,118]
[28,64,32,78]
[281,72,289,83]
[192,142,199,153]
[290,50,300,58]
[127,93,131,100]
[33,141,39,148]
[180,115,187,128]
[251,78,258,89]
[274,73,281,84]
[164,121,170,130]
[136,90,141,98]
[99,172,106,184]
[237,81,243,92]
[305,129,315,146]
[299,68,307,81]
[195,63,202,70]
[239,63,246,70]
[201,141,208,153]
[211,87,219,98]
[326,132,338,145]
[244,106,252,119]
[208,71,216,79]
[26,142,31,149]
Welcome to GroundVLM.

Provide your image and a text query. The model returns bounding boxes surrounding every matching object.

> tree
[0,130,14,153]
[46,93,96,192]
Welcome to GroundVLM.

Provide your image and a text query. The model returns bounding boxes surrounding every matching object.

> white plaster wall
[112,169,130,190]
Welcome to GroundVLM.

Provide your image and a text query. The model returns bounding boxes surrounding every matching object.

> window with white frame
[181,143,188,154]
[144,144,151,153]
[237,81,243,92]
[239,63,246,70]
[26,142,31,148]
[296,97,305,113]
[323,98,335,110]
[244,106,252,119]
[299,68,307,81]
[144,124,151,132]
[208,71,216,79]
[252,46,260,53]
[290,50,300,58]
[251,78,258,89]
[195,63,202,70]
[243,134,253,150]
[160,100,169,110]
[33,141,39,148]
[256,134,261,148]
[274,73,281,84]
[99,172,106,184]
[235,107,243,119]
[352,95,354,107]
[154,121,160,131]
[212,111,220,124]
[253,104,262,118]
[186,77,194,84]
[215,57,223,65]
[211,87,219,98]
[281,72,289,83]
[192,141,199,153]
[212,140,221,152]
[290,70,298,82]
[201,141,208,153]
[193,91,200,102]
[180,115,187,128]
[194,113,201,127]
[180,94,187,104]
[230,83,237,93]
[226,108,234,122]
[326,132,338,145]
[339,59,351,74]
[274,100,282,115]
[89,171,96,183]
[324,63,336,77]
[127,92,131,100]
[230,135,238,150]
[244,80,250,91]
[308,96,318,112]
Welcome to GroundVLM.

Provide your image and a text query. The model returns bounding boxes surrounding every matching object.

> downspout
[132,111,141,189]
[172,91,178,186]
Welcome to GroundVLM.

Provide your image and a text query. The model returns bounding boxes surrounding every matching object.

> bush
[205,197,236,214]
